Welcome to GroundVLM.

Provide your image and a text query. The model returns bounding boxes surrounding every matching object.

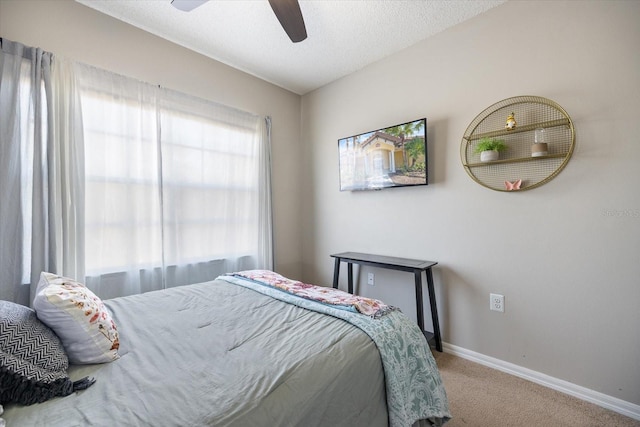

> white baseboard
[442,342,640,421]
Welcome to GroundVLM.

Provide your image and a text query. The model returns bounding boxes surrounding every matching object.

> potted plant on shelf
[474,137,507,162]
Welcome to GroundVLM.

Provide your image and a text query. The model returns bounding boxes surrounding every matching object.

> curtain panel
[1,39,48,305]
[0,38,38,305]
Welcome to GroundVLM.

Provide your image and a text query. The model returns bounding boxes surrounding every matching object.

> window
[78,65,266,296]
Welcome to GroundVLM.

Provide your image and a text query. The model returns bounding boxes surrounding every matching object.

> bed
[1,270,450,426]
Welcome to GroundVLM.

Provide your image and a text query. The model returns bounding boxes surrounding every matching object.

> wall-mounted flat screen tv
[338,118,427,191]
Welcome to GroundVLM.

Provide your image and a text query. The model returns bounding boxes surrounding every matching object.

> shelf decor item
[505,112,517,130]
[474,137,507,162]
[504,179,522,191]
[460,95,575,192]
[531,128,548,157]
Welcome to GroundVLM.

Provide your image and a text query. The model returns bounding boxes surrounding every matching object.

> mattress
[3,274,450,426]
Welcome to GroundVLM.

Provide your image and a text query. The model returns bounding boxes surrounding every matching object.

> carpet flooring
[433,352,640,426]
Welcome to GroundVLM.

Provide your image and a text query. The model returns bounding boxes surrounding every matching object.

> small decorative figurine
[505,179,522,191]
[505,112,517,130]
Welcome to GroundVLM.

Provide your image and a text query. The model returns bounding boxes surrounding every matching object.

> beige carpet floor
[433,352,640,427]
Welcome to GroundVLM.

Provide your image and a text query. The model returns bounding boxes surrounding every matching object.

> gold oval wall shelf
[461,96,575,192]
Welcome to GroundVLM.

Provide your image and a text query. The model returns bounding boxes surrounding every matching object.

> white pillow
[33,272,120,364]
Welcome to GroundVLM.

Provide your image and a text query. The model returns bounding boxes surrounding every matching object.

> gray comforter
[4,276,449,426]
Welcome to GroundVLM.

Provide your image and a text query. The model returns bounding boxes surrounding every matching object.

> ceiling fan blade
[171,0,208,12]
[268,0,307,43]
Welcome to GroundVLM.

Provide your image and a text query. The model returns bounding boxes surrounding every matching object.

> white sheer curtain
[78,64,164,298]
[77,63,273,299]
[158,88,270,288]
[50,56,86,293]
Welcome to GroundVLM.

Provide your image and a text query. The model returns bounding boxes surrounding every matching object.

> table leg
[414,270,425,333]
[347,263,353,294]
[332,258,341,289]
[425,267,442,352]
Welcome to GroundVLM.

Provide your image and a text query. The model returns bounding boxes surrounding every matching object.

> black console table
[330,252,442,352]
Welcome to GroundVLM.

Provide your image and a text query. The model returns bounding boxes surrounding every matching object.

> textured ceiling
[76,0,506,95]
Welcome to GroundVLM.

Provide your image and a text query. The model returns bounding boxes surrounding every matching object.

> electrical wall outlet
[367,273,375,286]
[490,293,504,312]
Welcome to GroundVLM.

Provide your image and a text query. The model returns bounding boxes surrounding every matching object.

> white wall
[301,0,640,407]
[0,0,303,279]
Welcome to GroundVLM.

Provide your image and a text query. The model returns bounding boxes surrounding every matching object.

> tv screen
[338,118,427,191]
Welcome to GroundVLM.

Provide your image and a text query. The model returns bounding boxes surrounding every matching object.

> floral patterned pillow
[33,272,120,364]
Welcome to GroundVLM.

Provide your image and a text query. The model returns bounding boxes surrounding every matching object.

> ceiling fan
[171,0,307,43]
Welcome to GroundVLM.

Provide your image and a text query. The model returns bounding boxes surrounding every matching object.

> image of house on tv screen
[338,118,427,191]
